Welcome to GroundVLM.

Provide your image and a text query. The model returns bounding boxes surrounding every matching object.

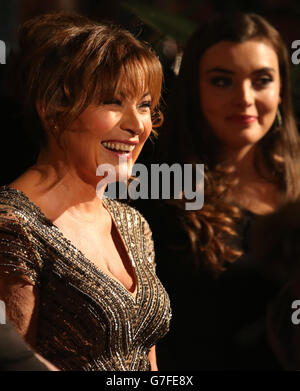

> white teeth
[102,141,135,152]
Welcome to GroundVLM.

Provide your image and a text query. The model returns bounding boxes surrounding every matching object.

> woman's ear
[35,101,59,140]
[36,101,46,123]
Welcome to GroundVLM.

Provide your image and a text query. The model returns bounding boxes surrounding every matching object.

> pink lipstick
[226,115,258,124]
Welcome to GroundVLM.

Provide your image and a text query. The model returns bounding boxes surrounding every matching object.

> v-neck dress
[0,186,171,371]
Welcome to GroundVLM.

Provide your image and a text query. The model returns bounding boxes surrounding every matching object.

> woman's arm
[0,271,39,348]
[148,345,158,371]
[0,212,45,348]
[0,272,60,370]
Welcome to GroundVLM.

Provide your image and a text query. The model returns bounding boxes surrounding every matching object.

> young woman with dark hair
[138,12,300,370]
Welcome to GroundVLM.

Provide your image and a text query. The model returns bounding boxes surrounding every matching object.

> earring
[276,108,282,128]
[49,122,59,139]
[52,122,59,133]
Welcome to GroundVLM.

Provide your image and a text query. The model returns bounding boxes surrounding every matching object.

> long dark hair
[159,12,300,275]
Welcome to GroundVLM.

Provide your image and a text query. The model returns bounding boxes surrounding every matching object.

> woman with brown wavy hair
[139,12,300,369]
[0,12,171,371]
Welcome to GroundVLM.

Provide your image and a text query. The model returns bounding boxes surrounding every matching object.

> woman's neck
[9,154,108,224]
[222,145,259,180]
[223,145,281,215]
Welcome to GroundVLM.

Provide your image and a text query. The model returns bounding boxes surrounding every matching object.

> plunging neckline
[1,185,139,303]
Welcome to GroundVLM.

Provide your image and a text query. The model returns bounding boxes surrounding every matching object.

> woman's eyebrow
[206,66,276,75]
[252,67,276,74]
[206,67,234,74]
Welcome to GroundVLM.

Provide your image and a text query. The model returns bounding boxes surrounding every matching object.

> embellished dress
[0,186,171,371]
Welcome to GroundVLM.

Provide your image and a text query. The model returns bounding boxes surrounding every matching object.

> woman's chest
[52,217,137,293]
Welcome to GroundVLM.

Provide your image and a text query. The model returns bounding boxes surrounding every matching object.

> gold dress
[0,186,171,371]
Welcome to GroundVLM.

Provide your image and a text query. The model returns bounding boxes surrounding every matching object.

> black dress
[134,199,283,370]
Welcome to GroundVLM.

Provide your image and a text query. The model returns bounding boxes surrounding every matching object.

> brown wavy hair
[6,11,163,151]
[159,12,300,275]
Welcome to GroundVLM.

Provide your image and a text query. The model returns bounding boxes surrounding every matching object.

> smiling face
[199,39,281,158]
[58,92,153,182]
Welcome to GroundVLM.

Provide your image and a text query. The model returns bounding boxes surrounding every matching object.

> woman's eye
[210,77,232,87]
[139,101,151,110]
[253,76,273,88]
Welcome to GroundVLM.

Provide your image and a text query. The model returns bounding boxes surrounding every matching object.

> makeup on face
[199,40,281,152]
[60,93,153,182]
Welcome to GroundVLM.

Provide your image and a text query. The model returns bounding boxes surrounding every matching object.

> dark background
[0,0,300,185]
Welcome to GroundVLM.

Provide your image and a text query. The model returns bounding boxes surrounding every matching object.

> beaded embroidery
[0,186,171,371]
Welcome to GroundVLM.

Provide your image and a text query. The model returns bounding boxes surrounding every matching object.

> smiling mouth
[101,141,136,153]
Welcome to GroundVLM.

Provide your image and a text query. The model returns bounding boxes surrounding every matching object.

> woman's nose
[120,107,144,135]
[232,81,254,108]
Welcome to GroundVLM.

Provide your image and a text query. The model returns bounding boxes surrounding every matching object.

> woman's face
[199,39,281,156]
[59,92,153,182]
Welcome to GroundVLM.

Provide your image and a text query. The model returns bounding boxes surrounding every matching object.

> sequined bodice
[0,186,171,371]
